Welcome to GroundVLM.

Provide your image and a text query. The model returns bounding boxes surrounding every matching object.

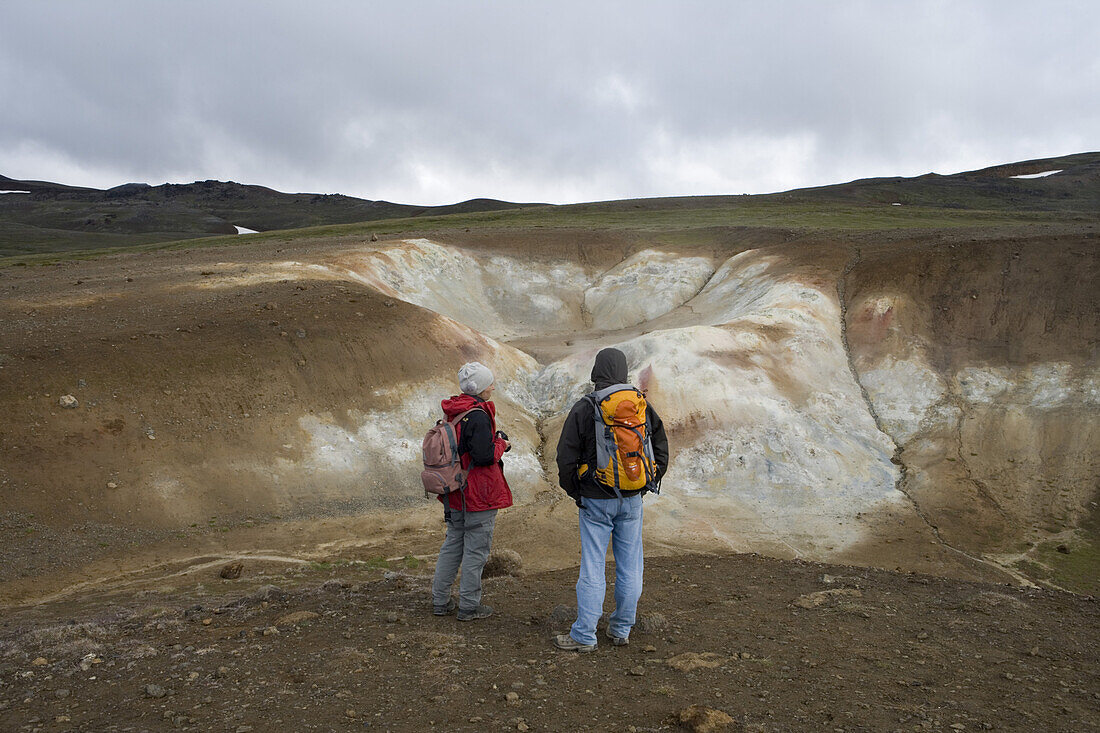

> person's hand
[563,477,583,509]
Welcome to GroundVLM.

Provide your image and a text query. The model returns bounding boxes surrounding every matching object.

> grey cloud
[1,0,1097,204]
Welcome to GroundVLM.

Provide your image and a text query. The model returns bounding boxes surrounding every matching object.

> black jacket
[555,348,669,500]
[455,401,498,467]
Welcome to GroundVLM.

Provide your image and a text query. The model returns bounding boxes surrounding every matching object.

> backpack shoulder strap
[590,383,636,404]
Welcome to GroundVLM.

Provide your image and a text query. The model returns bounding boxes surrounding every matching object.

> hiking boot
[606,629,629,646]
[456,604,493,621]
[432,598,457,616]
[553,633,596,653]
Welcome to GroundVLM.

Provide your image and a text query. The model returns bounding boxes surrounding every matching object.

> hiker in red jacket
[430,362,513,621]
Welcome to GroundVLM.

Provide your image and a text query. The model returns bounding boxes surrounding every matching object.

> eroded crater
[1,231,1096,605]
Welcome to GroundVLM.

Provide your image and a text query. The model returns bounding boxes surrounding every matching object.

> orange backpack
[585,384,658,496]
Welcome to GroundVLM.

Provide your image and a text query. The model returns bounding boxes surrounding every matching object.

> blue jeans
[570,494,644,646]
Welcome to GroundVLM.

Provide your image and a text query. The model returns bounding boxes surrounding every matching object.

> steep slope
[0,177,541,256]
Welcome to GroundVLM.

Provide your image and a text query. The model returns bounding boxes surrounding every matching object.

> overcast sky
[1,1,1097,205]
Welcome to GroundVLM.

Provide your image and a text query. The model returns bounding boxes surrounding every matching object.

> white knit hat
[458,362,495,395]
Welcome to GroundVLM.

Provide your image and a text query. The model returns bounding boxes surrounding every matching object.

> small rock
[1057,544,1070,554]
[642,645,657,653]
[370,233,379,242]
[296,329,307,338]
[55,689,71,699]
[383,299,395,307]
[202,618,212,626]
[950,725,966,731]
[251,585,286,602]
[345,709,357,718]
[262,626,279,636]
[384,612,399,623]
[106,481,118,489]
[235,727,253,733]
[629,666,645,676]
[219,562,243,580]
[483,549,524,577]
[144,683,168,698]
[59,394,79,409]
[635,612,668,634]
[31,657,48,666]
[264,302,278,310]
[55,715,71,723]
[793,588,862,609]
[505,691,520,703]
[548,604,576,627]
[517,723,529,732]
[678,704,734,732]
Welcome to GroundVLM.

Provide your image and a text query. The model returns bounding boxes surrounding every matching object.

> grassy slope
[3,197,1096,267]
[3,151,1097,263]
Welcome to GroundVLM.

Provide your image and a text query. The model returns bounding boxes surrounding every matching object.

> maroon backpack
[421,407,482,497]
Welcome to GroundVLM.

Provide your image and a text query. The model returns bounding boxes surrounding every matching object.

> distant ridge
[0,176,545,256]
[770,151,1100,211]
[1,152,1097,258]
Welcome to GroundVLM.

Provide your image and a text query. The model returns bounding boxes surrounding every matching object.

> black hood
[591,347,628,390]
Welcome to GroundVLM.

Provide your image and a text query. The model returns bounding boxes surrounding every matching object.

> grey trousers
[431,508,498,611]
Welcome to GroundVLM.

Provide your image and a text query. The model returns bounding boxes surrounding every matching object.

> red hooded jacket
[439,394,513,512]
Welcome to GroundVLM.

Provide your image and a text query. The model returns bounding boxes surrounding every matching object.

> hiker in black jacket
[553,347,669,651]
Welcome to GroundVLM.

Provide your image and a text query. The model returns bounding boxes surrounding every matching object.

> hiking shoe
[553,633,596,653]
[456,604,493,621]
[432,598,457,616]
[606,630,629,646]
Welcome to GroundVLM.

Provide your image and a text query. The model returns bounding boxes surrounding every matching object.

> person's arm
[647,404,669,480]
[462,410,498,467]
[555,400,587,500]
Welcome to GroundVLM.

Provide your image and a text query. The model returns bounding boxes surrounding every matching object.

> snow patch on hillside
[1011,170,1062,179]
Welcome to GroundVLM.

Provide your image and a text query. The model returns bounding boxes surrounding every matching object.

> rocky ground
[1,553,1096,732]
